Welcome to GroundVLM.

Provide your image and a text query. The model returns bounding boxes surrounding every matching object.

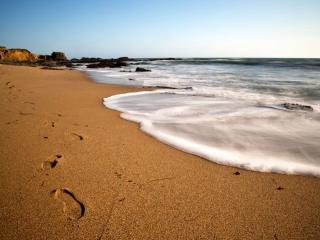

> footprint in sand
[43,120,56,128]
[19,111,33,116]
[51,188,85,220]
[72,133,84,141]
[23,101,35,105]
[41,154,62,170]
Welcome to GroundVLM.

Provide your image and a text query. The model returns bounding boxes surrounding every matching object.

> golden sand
[0,65,320,239]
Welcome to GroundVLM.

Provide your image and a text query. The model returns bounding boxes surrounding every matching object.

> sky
[0,0,319,58]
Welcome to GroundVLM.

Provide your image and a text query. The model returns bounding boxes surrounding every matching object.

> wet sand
[0,65,320,239]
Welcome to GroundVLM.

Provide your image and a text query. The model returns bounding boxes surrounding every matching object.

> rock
[86,63,101,68]
[40,61,58,67]
[136,67,151,72]
[87,60,127,68]
[0,47,71,68]
[281,103,313,112]
[118,57,129,61]
[38,55,52,61]
[41,66,64,70]
[73,57,129,65]
[65,62,75,68]
[155,86,192,90]
[79,57,102,63]
[0,48,5,61]
[0,48,38,62]
[51,52,67,61]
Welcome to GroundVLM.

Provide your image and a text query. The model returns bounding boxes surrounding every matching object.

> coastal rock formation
[155,86,192,90]
[0,45,132,70]
[51,52,67,61]
[87,59,128,68]
[0,46,70,68]
[38,55,53,61]
[38,52,68,67]
[79,57,102,63]
[0,47,38,62]
[118,57,129,61]
[136,67,151,72]
[281,103,313,111]
[70,58,80,62]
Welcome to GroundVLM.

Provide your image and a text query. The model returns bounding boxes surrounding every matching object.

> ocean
[79,58,320,177]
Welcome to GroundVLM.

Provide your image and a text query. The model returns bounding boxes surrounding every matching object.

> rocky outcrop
[82,57,102,62]
[38,55,52,61]
[51,52,67,61]
[136,67,151,72]
[281,103,313,112]
[155,86,192,90]
[0,46,70,68]
[0,46,133,70]
[75,57,130,64]
[0,47,38,62]
[118,57,129,61]
[87,59,128,68]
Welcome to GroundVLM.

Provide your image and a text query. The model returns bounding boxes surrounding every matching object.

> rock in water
[87,60,128,68]
[136,67,151,72]
[118,57,129,61]
[78,57,102,63]
[51,52,67,61]
[281,103,313,112]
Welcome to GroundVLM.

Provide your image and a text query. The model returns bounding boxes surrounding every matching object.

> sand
[0,65,320,240]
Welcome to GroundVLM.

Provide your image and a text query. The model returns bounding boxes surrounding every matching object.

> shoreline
[1,65,320,239]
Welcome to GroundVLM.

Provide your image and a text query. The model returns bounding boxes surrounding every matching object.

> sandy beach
[0,65,320,239]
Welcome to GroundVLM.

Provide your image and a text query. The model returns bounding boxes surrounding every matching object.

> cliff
[0,47,38,62]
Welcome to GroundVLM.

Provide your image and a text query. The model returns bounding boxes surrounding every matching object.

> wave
[135,58,320,69]
[104,90,320,177]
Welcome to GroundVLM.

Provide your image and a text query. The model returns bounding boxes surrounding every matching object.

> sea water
[80,58,320,177]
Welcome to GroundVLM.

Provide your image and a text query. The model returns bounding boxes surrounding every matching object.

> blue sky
[1,0,319,58]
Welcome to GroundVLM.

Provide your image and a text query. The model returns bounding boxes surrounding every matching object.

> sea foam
[104,90,320,177]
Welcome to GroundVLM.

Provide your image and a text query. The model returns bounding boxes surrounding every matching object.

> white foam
[104,90,320,177]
